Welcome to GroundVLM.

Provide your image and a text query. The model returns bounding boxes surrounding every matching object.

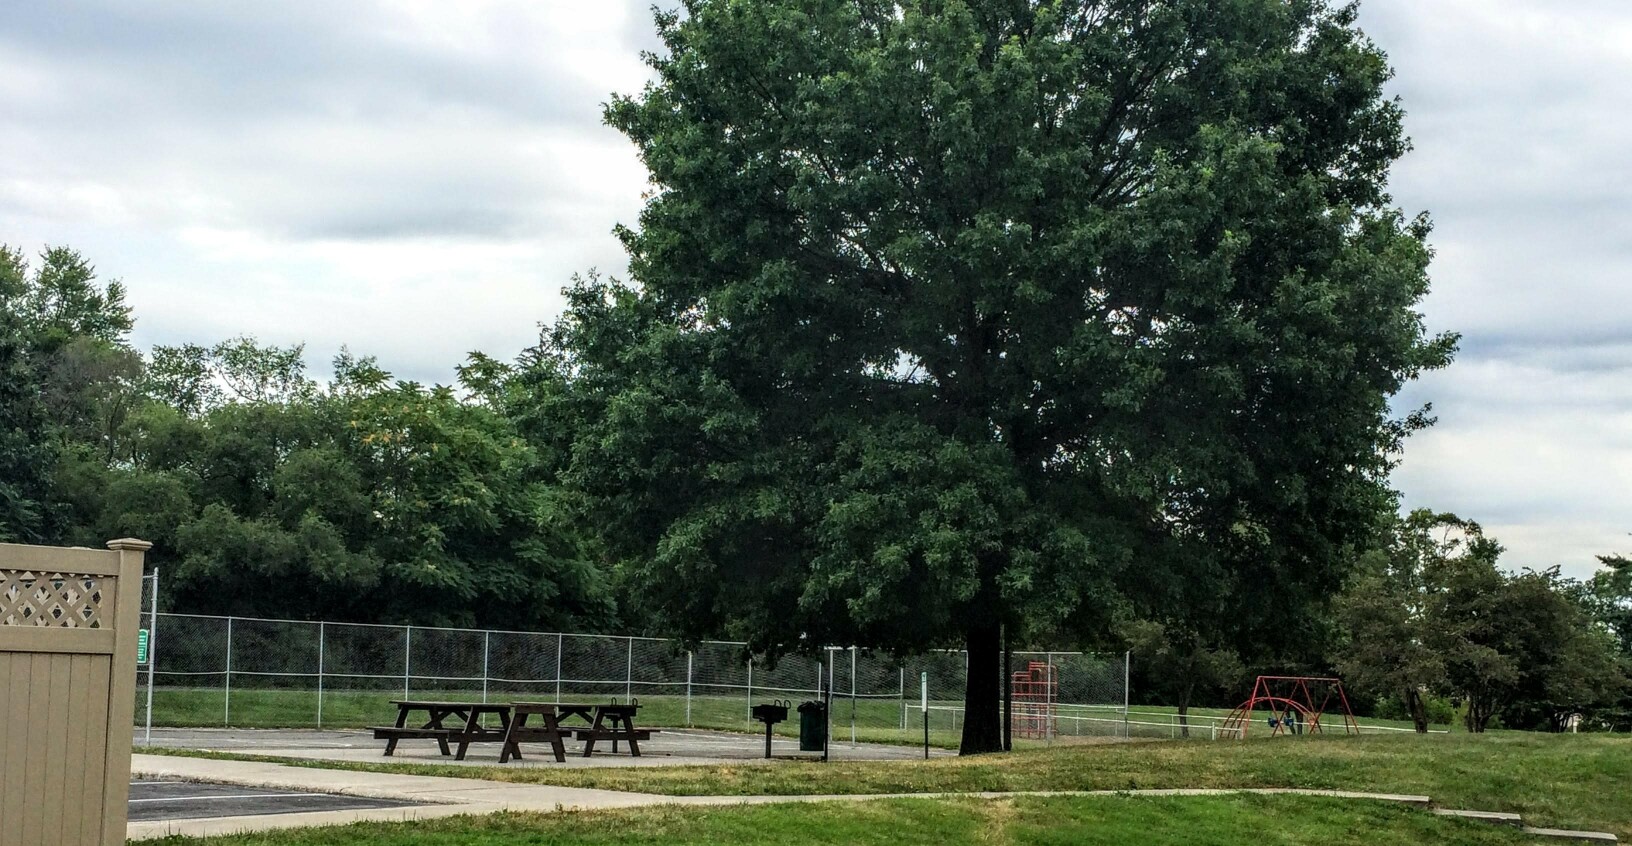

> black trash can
[797,700,828,752]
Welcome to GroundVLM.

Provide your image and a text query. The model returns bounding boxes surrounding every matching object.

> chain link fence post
[317,621,326,728]
[685,650,694,726]
[403,625,412,699]
[142,568,158,745]
[1124,650,1132,739]
[849,647,857,746]
[745,655,753,722]
[625,636,634,700]
[554,632,564,702]
[899,666,906,730]
[223,615,234,727]
[481,630,491,704]
[1045,651,1054,745]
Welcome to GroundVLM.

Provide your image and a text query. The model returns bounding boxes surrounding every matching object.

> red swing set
[1220,675,1358,739]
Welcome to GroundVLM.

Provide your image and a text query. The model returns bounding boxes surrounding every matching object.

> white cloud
[1362,0,1632,578]
[0,0,654,383]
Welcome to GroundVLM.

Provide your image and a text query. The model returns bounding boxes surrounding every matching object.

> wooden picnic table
[500,702,571,763]
[371,700,517,761]
[507,701,657,759]
[569,701,653,757]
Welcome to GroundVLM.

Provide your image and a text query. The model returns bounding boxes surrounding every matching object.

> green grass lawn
[141,732,1632,838]
[139,794,1543,845]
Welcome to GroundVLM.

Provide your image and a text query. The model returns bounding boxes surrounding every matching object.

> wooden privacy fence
[1,539,150,846]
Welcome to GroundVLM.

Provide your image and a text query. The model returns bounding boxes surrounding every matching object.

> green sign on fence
[136,628,149,664]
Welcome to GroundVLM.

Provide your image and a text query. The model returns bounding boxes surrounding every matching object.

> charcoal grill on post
[750,700,791,758]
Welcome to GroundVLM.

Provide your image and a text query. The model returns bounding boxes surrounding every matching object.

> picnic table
[375,699,660,762]
[569,701,652,757]
[371,700,517,761]
[507,701,657,759]
[500,702,570,763]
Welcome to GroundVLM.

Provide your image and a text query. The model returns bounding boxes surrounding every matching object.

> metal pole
[625,637,634,700]
[822,648,832,763]
[1045,652,1054,744]
[223,616,233,727]
[746,656,754,723]
[143,569,158,745]
[403,626,411,699]
[1124,650,1131,739]
[921,671,929,759]
[317,621,326,729]
[1002,627,1011,752]
[899,667,906,731]
[686,651,694,727]
[482,631,491,704]
[850,647,857,746]
[555,633,564,702]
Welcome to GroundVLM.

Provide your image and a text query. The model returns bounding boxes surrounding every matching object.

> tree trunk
[1465,696,1494,733]
[960,617,1004,755]
[1404,688,1429,734]
[1178,672,1196,739]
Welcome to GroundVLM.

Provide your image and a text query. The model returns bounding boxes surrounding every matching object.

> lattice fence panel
[0,571,109,627]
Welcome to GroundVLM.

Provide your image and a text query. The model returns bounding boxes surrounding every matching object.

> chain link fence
[136,611,1130,747]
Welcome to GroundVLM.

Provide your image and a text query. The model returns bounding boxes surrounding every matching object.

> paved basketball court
[140,726,949,767]
[127,726,949,831]
[129,778,418,822]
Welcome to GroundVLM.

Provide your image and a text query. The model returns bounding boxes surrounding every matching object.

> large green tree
[542,0,1453,752]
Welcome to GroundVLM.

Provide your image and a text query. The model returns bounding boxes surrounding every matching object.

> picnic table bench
[371,700,517,761]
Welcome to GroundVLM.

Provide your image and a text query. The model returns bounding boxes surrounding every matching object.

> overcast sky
[1,1,1626,578]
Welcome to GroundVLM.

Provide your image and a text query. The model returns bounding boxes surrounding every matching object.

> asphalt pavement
[129,778,418,822]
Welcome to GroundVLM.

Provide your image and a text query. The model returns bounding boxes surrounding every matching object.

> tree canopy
[0,248,616,631]
[538,0,1455,752]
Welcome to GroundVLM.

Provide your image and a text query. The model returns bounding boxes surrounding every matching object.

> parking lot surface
[129,778,418,822]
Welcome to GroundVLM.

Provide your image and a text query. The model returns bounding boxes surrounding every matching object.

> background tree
[542,0,1454,752]
[1125,619,1242,737]
[1584,552,1632,730]
[0,249,57,540]
[1334,510,1460,732]
[1493,568,1624,733]
[0,243,617,631]
[1585,553,1632,654]
[1,244,136,540]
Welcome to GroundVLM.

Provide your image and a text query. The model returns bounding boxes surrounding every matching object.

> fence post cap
[106,538,154,552]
